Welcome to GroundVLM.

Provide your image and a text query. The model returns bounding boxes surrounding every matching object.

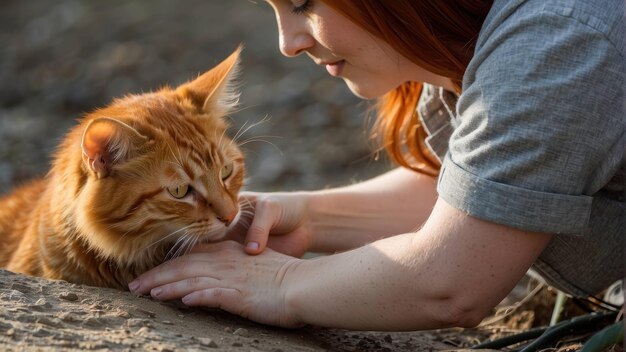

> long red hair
[324,0,493,176]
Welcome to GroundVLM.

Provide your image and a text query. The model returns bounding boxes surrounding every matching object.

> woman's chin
[344,80,390,100]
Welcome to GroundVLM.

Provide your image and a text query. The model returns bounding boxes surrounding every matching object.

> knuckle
[257,198,278,212]
[248,225,267,237]
[172,263,194,277]
[187,276,202,288]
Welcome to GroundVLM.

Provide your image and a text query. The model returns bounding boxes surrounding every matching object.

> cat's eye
[220,163,233,180]
[167,184,189,199]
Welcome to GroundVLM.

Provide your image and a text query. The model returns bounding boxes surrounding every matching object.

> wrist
[303,190,344,253]
[281,257,309,327]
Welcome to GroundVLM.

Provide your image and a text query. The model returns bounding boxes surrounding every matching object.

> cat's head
[69,47,246,268]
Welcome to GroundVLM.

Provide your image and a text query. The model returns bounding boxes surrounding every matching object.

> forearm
[284,199,552,330]
[306,168,437,252]
[285,233,455,330]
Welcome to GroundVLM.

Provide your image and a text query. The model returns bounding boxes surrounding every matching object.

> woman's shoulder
[480,0,624,53]
[465,0,625,91]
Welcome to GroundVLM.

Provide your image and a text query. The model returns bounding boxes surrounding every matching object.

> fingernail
[246,241,259,251]
[128,280,139,292]
[182,295,191,305]
[151,288,162,298]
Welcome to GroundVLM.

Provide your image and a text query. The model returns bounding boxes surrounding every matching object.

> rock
[115,310,131,319]
[126,318,146,327]
[10,283,30,294]
[198,337,219,348]
[233,327,250,337]
[35,316,61,327]
[59,292,79,301]
[134,308,156,318]
[136,327,151,336]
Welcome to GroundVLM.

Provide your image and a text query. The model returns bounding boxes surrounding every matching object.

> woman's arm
[131,197,552,330]
[306,167,438,252]
[240,167,438,255]
[283,198,553,330]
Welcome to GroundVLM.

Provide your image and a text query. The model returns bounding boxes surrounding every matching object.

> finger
[129,256,220,294]
[238,191,260,200]
[244,201,279,255]
[150,276,221,301]
[182,288,241,313]
[228,192,258,240]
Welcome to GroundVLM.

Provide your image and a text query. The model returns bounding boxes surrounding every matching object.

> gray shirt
[418,0,624,296]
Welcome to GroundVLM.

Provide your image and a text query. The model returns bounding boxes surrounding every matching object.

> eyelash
[291,0,312,15]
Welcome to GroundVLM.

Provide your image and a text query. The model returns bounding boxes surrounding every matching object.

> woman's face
[265,0,454,99]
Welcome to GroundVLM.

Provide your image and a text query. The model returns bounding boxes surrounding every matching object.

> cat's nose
[217,209,238,226]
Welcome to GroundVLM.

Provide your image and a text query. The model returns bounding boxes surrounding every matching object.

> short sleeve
[437,2,625,235]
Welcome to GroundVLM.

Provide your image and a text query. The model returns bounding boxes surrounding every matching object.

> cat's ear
[81,117,149,178]
[177,45,242,115]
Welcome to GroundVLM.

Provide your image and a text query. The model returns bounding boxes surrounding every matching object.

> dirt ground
[0,269,502,351]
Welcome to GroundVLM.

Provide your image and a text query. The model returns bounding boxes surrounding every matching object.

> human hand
[128,240,304,328]
[228,191,313,257]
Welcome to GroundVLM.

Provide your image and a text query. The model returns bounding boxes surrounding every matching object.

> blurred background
[0,0,393,194]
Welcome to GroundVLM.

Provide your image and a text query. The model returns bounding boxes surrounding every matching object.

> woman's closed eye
[291,0,312,15]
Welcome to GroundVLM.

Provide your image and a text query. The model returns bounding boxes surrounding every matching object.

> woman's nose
[279,32,314,57]
[276,16,314,57]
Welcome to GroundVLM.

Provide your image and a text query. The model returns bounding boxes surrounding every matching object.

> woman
[129,0,624,330]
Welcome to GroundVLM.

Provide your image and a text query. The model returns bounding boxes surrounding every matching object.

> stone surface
[0,269,490,351]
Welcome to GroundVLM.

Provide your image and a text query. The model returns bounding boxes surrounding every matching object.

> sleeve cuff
[437,155,593,235]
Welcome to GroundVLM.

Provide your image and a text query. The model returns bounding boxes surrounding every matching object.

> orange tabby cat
[0,47,245,289]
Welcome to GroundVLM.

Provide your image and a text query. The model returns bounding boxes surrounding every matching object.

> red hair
[324,0,493,176]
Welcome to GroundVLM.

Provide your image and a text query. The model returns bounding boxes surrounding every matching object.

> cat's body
[0,48,245,289]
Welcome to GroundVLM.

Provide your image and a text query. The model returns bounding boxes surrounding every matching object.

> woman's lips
[325,60,345,77]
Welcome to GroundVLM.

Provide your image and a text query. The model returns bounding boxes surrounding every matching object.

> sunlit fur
[0,48,246,289]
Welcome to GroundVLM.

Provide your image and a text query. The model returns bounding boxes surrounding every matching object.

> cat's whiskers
[229,198,255,233]
[230,120,249,147]
[166,224,220,261]
[227,103,261,116]
[237,136,283,155]
[216,128,228,152]
[180,233,202,258]
[175,142,188,166]
[239,197,255,213]
[230,115,271,147]
[141,223,196,252]
[165,231,190,261]
[165,142,184,169]
[235,214,253,227]
[164,231,193,261]
[237,213,254,223]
